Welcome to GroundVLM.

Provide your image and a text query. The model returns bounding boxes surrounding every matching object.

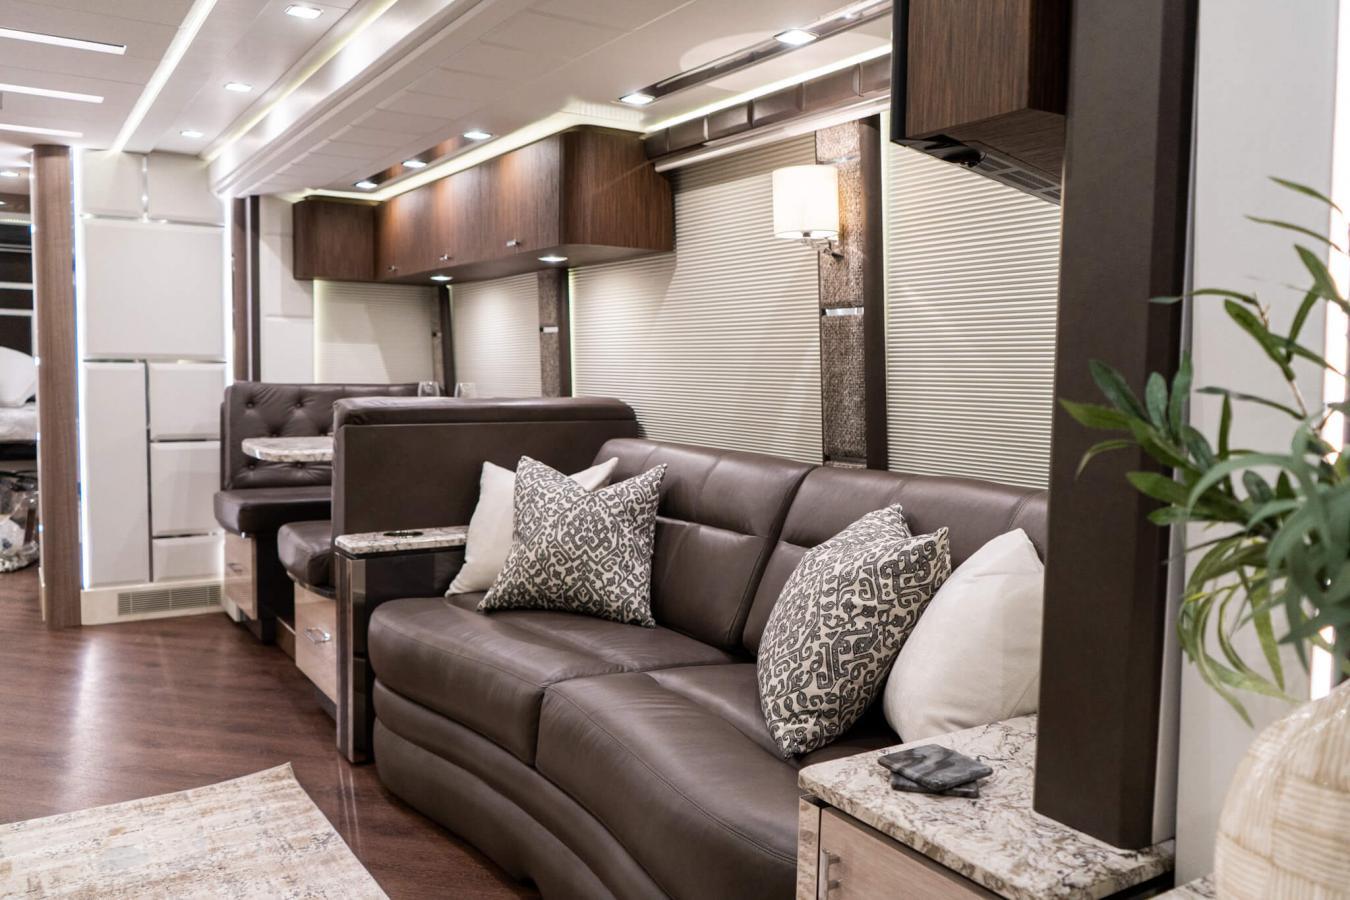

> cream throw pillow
[883,528,1044,741]
[446,456,618,595]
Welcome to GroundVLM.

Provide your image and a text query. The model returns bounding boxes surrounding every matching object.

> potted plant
[1063,179,1348,899]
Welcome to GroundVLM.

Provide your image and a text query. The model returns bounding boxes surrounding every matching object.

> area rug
[0,764,387,898]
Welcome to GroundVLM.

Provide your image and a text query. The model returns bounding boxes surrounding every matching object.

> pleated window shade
[571,136,823,463]
[884,140,1063,489]
[450,273,542,398]
[314,280,436,383]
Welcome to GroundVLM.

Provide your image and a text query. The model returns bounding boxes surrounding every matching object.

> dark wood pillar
[538,268,570,397]
[230,196,261,381]
[1034,0,1197,847]
[31,145,81,628]
[817,115,887,468]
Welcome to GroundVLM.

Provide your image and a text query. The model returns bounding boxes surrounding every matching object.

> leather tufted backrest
[594,438,812,652]
[740,466,1048,656]
[221,382,419,490]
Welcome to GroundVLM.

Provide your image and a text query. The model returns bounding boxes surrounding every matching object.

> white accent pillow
[883,528,1045,741]
[446,456,618,595]
[0,347,36,408]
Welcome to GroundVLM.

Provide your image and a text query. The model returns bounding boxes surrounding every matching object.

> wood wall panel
[292,199,375,281]
[31,146,80,628]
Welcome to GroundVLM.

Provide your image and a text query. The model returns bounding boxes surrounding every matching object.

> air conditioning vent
[117,583,222,616]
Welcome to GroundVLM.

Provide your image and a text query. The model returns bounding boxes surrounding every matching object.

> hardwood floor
[0,567,535,899]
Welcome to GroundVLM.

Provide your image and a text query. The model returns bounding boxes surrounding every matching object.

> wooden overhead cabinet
[295,126,672,285]
[892,0,1070,198]
[292,199,376,281]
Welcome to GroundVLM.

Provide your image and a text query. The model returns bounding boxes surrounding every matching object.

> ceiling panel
[406,66,511,100]
[479,10,623,56]
[377,90,478,119]
[440,41,568,82]
[529,0,692,31]
[19,0,196,26]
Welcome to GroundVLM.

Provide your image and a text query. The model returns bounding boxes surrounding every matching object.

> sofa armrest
[331,396,640,537]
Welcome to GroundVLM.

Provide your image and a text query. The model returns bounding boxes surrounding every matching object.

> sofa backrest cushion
[741,466,1048,656]
[221,382,418,490]
[595,438,812,652]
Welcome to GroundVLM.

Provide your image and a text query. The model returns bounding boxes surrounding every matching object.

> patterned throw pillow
[757,505,951,756]
[479,456,666,627]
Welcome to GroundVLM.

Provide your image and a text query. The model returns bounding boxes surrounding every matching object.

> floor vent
[117,583,222,616]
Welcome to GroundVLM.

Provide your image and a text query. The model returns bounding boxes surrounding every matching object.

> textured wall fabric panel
[884,141,1062,488]
[315,281,436,384]
[571,136,822,463]
[450,273,542,398]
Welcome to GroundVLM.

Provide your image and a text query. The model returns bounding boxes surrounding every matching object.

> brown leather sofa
[365,437,1048,900]
[214,382,418,635]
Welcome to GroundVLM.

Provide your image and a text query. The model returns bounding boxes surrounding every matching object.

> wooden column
[538,268,570,397]
[229,196,261,381]
[31,145,80,628]
[1034,0,1197,847]
[817,116,887,468]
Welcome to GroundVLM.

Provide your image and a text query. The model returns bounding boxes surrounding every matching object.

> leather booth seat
[277,520,334,596]
[368,438,1048,900]
[214,486,331,535]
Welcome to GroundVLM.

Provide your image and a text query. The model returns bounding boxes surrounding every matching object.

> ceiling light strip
[0,122,83,138]
[0,82,103,104]
[203,0,401,164]
[0,26,125,55]
[111,0,221,152]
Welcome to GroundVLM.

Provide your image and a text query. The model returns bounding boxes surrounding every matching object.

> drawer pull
[387,265,398,272]
[226,562,244,574]
[439,253,451,261]
[819,851,841,898]
[506,239,521,248]
[304,627,332,644]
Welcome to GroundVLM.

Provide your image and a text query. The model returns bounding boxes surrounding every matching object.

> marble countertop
[241,436,334,463]
[1161,876,1214,898]
[798,716,1174,900]
[335,525,468,557]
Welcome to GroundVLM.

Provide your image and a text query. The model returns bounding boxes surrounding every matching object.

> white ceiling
[0,0,890,198]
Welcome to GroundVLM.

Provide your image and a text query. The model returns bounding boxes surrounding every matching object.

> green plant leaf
[1295,245,1350,312]
[1169,354,1192,435]
[1224,300,1299,382]
[1127,471,1191,506]
[1076,439,1133,477]
[1219,395,1233,456]
[1245,215,1344,252]
[1060,399,1134,431]
[1189,288,1263,308]
[1197,386,1303,419]
[1089,360,1150,420]
[1287,288,1323,350]
[1270,176,1342,213]
[1145,372,1169,431]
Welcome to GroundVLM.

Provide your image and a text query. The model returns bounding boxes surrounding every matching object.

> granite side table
[798,717,1176,899]
[334,525,467,763]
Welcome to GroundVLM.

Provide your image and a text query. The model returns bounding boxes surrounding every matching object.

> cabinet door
[431,174,458,269]
[375,199,402,280]
[487,136,561,256]
[449,164,490,264]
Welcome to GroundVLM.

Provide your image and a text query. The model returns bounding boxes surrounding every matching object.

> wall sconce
[772,164,842,258]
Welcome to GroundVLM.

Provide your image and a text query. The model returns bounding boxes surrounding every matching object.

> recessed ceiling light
[538,254,568,264]
[224,81,253,93]
[284,4,323,19]
[179,129,204,139]
[774,28,818,46]
[463,129,492,141]
[0,82,103,104]
[0,122,82,138]
[0,170,19,179]
[0,26,126,55]
[402,158,428,169]
[430,275,452,282]
[354,180,378,190]
[619,92,655,107]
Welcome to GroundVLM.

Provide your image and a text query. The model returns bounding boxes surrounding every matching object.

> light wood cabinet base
[295,584,337,703]
[223,533,256,619]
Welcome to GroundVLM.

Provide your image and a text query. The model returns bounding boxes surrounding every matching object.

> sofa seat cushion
[368,595,736,764]
[534,667,898,900]
[277,520,333,590]
[214,486,331,535]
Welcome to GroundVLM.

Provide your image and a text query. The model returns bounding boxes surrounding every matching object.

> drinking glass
[454,382,478,398]
[417,381,441,397]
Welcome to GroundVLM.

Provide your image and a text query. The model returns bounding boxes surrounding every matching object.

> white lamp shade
[772,164,839,240]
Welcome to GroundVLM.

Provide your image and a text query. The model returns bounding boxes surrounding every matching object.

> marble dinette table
[240,436,334,463]
[798,716,1175,900]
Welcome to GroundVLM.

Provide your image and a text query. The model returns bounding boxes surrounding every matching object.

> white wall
[450,273,542,398]
[76,151,227,598]
[1174,0,1341,879]
[314,280,436,383]
[258,197,315,382]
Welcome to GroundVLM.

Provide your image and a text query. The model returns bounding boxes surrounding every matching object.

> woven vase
[1214,680,1350,899]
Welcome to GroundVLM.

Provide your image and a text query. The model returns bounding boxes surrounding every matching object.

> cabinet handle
[387,265,398,272]
[439,253,451,261]
[226,562,243,574]
[506,239,521,248]
[304,627,332,644]
[818,851,841,899]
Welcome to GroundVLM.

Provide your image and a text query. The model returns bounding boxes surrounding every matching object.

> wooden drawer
[295,584,337,703]
[816,808,997,899]
[223,532,256,618]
